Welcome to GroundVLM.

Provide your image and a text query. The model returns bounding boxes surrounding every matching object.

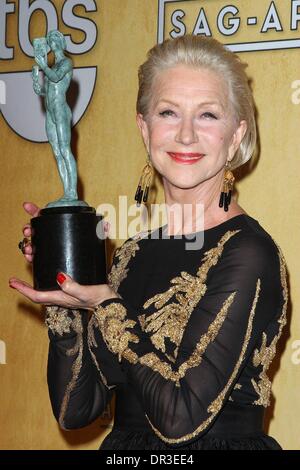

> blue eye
[159,110,175,117]
[202,112,217,119]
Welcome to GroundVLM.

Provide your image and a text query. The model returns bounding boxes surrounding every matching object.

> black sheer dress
[46,214,288,450]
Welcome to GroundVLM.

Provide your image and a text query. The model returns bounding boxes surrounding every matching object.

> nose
[175,116,198,145]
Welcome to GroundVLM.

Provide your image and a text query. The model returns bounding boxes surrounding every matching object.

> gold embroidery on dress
[94,230,240,382]
[142,230,241,359]
[251,249,288,407]
[138,313,146,331]
[52,310,84,429]
[146,279,261,444]
[251,333,272,407]
[94,302,139,363]
[207,279,260,414]
[45,306,73,336]
[87,315,116,390]
[139,291,236,386]
[228,383,242,401]
[107,238,141,292]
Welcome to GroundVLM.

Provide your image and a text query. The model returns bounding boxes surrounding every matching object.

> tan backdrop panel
[0,0,299,450]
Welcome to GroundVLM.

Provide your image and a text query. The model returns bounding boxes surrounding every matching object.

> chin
[165,176,204,190]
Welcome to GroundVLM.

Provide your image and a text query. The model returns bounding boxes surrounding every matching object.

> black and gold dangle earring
[134,154,153,206]
[219,160,235,212]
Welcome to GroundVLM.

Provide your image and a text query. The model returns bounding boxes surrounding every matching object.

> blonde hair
[136,35,257,169]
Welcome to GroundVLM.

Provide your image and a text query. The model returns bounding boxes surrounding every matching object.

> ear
[228,120,247,162]
[136,113,150,154]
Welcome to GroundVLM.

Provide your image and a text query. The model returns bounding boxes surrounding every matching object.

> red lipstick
[167,152,204,164]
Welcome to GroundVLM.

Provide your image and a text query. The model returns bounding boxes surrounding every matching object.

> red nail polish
[57,273,66,284]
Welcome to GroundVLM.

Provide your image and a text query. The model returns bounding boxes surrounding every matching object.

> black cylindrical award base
[31,206,106,291]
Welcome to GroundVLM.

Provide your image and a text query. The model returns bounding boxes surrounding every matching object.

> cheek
[219,136,226,149]
[206,125,232,152]
[148,123,174,146]
[201,124,225,146]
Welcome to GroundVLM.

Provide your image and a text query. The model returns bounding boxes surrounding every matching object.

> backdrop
[0,0,299,450]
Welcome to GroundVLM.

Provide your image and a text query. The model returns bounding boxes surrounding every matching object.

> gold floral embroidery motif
[45,306,73,336]
[141,229,241,359]
[147,279,261,444]
[251,248,288,407]
[94,230,240,384]
[251,333,273,407]
[94,302,139,363]
[107,237,141,292]
[107,228,154,292]
[139,291,236,386]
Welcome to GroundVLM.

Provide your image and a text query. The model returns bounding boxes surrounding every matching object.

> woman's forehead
[151,65,228,104]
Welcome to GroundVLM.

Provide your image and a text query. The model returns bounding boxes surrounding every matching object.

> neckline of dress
[157,214,249,239]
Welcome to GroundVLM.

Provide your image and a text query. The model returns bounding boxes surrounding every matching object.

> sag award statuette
[30,30,106,290]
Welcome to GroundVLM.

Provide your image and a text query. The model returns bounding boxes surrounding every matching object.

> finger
[56,272,96,303]
[9,277,33,288]
[22,224,32,237]
[23,202,40,218]
[8,279,39,302]
[23,244,32,254]
[56,272,85,298]
[9,278,81,307]
[24,254,33,263]
[38,289,81,307]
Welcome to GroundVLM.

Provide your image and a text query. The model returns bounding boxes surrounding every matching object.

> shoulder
[218,216,285,280]
[204,217,287,301]
[225,216,281,258]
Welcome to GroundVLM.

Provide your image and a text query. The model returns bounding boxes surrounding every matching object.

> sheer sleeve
[46,256,127,430]
[46,264,126,429]
[94,230,287,446]
[46,308,116,430]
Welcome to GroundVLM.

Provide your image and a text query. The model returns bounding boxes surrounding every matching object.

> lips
[167,152,205,164]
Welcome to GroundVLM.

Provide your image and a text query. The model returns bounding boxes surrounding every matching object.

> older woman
[9,35,287,450]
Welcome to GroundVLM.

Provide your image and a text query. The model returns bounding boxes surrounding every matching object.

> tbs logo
[0,0,99,142]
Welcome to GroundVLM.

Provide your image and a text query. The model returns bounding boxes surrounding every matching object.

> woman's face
[137,65,247,191]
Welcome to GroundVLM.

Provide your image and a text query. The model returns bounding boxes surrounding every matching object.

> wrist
[94,286,122,310]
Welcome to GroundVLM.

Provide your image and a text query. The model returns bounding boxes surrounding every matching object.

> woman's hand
[9,272,119,311]
[21,201,41,263]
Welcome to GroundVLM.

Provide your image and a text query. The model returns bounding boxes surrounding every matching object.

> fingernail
[56,272,66,284]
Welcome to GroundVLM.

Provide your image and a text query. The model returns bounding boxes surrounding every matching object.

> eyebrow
[155,99,225,110]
